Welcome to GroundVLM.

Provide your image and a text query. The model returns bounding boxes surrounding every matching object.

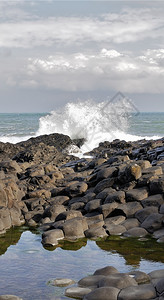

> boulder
[60,217,88,239]
[141,194,164,208]
[93,178,115,194]
[105,191,126,204]
[126,188,148,202]
[149,176,164,194]
[117,202,143,218]
[118,284,156,300]
[50,278,75,287]
[122,218,140,230]
[65,287,92,299]
[123,227,148,238]
[135,207,158,223]
[141,213,164,233]
[105,224,126,236]
[148,269,164,279]
[84,226,108,239]
[55,210,83,222]
[127,271,150,284]
[98,273,137,289]
[96,167,118,181]
[78,275,105,288]
[100,202,118,219]
[85,199,102,213]
[94,266,118,276]
[64,181,88,197]
[83,286,120,300]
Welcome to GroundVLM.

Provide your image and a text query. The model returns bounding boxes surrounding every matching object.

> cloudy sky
[0,0,164,112]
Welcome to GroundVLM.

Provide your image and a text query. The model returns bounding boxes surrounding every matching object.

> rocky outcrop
[62,265,164,300]
[0,134,163,245]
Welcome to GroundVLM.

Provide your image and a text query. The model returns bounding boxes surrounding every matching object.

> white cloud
[0,8,163,48]
[4,47,162,93]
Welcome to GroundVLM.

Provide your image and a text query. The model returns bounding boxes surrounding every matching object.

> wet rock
[51,278,75,287]
[148,269,164,279]
[98,273,137,289]
[135,207,158,223]
[123,227,148,238]
[84,226,108,239]
[0,296,23,300]
[117,202,143,218]
[153,228,164,239]
[141,213,164,233]
[154,278,164,296]
[160,204,164,214]
[55,210,83,222]
[83,286,120,300]
[105,224,126,236]
[122,218,140,230]
[78,275,106,288]
[118,283,156,300]
[42,229,64,246]
[127,271,150,284]
[43,204,66,221]
[60,217,87,239]
[104,215,126,226]
[94,266,118,276]
[65,287,92,299]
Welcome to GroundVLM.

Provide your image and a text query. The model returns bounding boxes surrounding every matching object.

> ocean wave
[0,100,162,155]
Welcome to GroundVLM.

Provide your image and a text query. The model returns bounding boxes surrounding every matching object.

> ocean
[0,100,163,154]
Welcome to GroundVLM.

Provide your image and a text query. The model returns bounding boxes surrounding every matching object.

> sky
[0,0,164,112]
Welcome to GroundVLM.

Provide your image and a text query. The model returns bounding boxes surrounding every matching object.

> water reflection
[0,228,164,300]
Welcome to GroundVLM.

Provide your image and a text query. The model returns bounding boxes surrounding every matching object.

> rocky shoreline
[0,133,164,299]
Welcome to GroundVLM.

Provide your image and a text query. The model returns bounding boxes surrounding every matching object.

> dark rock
[123,227,148,238]
[126,188,148,202]
[94,266,118,276]
[55,210,83,222]
[85,199,102,213]
[98,273,137,289]
[60,217,88,239]
[148,269,164,279]
[122,218,140,230]
[84,226,108,239]
[141,213,164,233]
[83,286,120,300]
[141,194,164,208]
[105,191,126,204]
[105,224,126,235]
[78,275,105,288]
[127,271,150,284]
[135,207,158,223]
[99,202,118,219]
[118,283,156,300]
[149,176,164,194]
[65,287,92,299]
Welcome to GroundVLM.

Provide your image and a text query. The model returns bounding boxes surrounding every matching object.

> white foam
[0,100,162,155]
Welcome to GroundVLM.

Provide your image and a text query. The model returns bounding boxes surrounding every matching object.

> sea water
[0,99,163,153]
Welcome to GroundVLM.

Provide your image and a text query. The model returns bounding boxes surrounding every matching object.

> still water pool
[0,227,164,300]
